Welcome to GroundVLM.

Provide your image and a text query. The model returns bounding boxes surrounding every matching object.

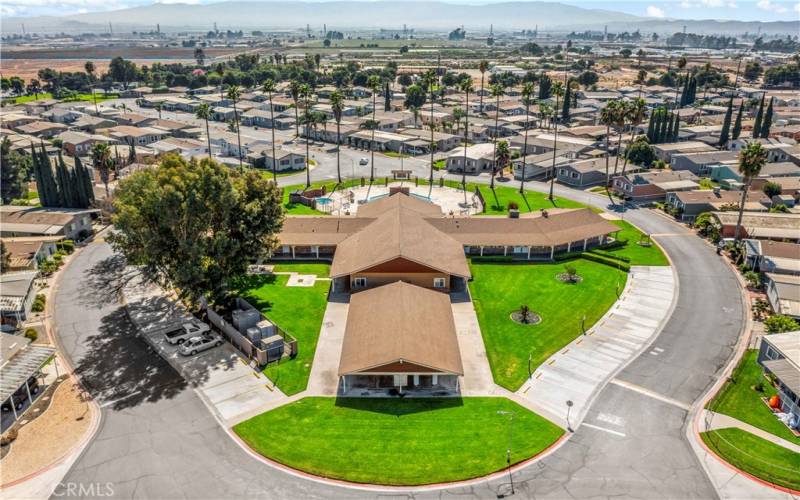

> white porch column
[413,375,420,386]
[567,242,572,252]
[432,374,439,385]
[583,238,588,251]
[527,246,531,259]
[291,246,296,259]
[480,246,484,257]
[315,246,319,259]
[342,376,346,393]
[550,246,555,260]
[504,246,508,256]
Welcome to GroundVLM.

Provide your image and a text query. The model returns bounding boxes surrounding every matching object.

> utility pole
[497,410,515,496]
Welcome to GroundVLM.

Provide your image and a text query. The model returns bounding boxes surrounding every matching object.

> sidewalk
[122,272,287,426]
[306,296,348,396]
[703,410,800,454]
[515,266,676,428]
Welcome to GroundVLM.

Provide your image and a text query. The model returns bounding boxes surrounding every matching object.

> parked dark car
[1,377,40,412]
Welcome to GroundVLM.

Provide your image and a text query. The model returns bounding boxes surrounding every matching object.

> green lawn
[707,350,799,443]
[605,220,669,266]
[233,262,331,395]
[701,429,800,491]
[469,259,627,391]
[2,92,119,105]
[233,397,564,485]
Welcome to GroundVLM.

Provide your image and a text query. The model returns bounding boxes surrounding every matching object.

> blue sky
[2,0,799,21]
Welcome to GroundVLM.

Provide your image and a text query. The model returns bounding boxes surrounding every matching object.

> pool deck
[319,183,483,216]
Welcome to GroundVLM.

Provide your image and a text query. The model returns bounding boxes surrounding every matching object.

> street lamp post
[566,400,574,432]
[497,410,515,497]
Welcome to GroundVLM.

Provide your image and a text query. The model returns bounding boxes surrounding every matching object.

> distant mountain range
[4,1,798,35]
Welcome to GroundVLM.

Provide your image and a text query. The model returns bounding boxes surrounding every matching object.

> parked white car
[164,321,211,345]
[178,332,224,356]
[359,157,369,165]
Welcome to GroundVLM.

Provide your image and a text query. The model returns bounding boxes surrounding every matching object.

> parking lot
[123,272,286,425]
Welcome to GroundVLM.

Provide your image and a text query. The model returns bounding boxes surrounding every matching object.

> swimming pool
[409,193,432,202]
[316,197,333,205]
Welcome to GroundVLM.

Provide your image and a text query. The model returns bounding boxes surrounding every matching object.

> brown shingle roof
[759,240,800,260]
[330,203,470,279]
[338,281,463,376]
[425,208,618,247]
[278,217,373,246]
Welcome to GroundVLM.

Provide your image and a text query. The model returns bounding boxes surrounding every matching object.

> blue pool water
[409,193,432,202]
[316,197,333,205]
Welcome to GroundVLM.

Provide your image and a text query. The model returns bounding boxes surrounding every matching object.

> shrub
[24,328,38,341]
[587,249,631,263]
[31,294,46,313]
[743,271,760,288]
[580,253,631,272]
[0,428,18,447]
[39,260,58,274]
[764,315,799,334]
[470,256,514,263]
[59,240,75,253]
[507,201,519,210]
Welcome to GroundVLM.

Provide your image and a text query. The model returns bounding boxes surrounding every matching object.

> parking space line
[581,422,627,438]
[609,378,690,410]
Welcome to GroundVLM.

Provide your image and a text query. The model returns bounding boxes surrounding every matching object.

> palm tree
[459,78,474,202]
[155,102,163,120]
[422,69,438,183]
[620,98,647,178]
[367,74,382,182]
[299,84,314,187]
[547,81,564,200]
[261,79,279,182]
[600,101,618,200]
[427,122,438,183]
[519,82,535,193]
[330,90,345,184]
[452,107,465,134]
[489,83,505,189]
[612,100,631,177]
[91,142,113,198]
[539,102,552,130]
[289,80,302,138]
[226,85,244,169]
[195,103,214,159]
[733,142,767,242]
[478,60,489,113]
[496,140,510,180]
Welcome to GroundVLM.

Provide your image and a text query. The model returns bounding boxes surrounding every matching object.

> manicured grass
[707,350,799,443]
[271,262,330,277]
[233,397,564,485]
[260,168,308,180]
[605,220,669,266]
[701,429,800,491]
[469,259,626,391]
[233,262,330,395]
[2,92,119,105]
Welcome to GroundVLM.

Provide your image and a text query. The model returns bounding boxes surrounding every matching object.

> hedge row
[587,248,632,263]
[580,253,631,272]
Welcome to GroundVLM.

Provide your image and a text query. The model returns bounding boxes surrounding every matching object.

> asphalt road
[53,172,744,499]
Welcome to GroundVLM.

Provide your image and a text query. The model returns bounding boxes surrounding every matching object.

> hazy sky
[2,0,799,21]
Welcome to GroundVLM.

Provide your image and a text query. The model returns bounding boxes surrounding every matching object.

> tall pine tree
[752,94,765,138]
[561,83,571,123]
[719,98,733,147]
[760,97,774,139]
[732,102,743,140]
[646,111,656,143]
[35,142,60,207]
[671,114,680,142]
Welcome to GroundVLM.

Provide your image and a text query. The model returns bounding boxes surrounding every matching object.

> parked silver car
[178,332,223,356]
[164,321,211,345]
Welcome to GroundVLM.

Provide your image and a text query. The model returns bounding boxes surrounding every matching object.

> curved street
[53,170,745,499]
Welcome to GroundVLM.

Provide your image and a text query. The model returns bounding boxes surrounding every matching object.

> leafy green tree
[624,136,656,167]
[0,241,10,273]
[404,84,426,112]
[762,181,782,198]
[1,138,28,204]
[764,315,799,334]
[33,142,59,207]
[733,142,767,241]
[55,151,72,207]
[620,98,647,176]
[108,155,284,306]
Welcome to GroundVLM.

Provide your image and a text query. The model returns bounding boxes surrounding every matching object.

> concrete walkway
[703,409,800,454]
[306,296,349,396]
[516,266,676,428]
[451,299,502,396]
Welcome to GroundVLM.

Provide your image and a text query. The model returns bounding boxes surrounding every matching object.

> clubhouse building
[276,193,619,395]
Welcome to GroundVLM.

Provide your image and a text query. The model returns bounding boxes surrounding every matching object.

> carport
[0,332,56,421]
